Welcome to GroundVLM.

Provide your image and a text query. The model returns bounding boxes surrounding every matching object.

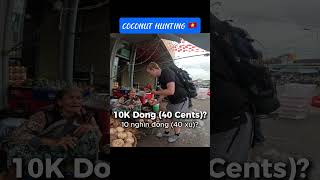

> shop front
[0,1,111,172]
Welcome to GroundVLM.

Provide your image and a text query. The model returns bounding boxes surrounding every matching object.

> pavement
[251,85,320,180]
[137,98,210,147]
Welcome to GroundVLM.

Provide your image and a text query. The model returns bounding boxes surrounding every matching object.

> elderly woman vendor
[2,87,101,179]
[117,88,142,111]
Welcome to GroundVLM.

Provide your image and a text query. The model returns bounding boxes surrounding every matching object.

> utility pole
[129,45,137,89]
[0,0,14,109]
[60,0,80,85]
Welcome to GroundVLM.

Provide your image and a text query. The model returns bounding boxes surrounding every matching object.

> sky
[211,0,320,59]
[174,52,210,80]
[173,40,210,81]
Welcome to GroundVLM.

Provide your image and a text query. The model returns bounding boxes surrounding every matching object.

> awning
[111,34,210,51]
[176,34,210,51]
[159,34,210,51]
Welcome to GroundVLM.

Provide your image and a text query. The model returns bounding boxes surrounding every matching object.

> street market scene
[109,34,210,147]
[0,0,111,179]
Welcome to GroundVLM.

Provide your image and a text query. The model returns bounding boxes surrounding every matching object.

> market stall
[109,34,179,147]
[4,64,108,150]
[110,83,167,147]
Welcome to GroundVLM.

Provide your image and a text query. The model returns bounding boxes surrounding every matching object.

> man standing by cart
[146,62,189,143]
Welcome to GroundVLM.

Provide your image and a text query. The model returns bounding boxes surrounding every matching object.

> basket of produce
[110,117,138,147]
[110,127,137,147]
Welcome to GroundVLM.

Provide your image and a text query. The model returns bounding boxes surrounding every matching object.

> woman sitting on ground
[117,88,142,111]
[1,86,102,180]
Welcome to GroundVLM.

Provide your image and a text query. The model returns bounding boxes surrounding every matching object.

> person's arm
[90,117,102,138]
[10,112,48,149]
[133,97,142,106]
[41,136,77,151]
[118,97,125,104]
[158,95,165,103]
[73,116,102,138]
[153,82,175,96]
[40,138,58,146]
[10,111,77,151]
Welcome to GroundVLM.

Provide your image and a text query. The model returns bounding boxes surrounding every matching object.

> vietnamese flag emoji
[188,22,197,28]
